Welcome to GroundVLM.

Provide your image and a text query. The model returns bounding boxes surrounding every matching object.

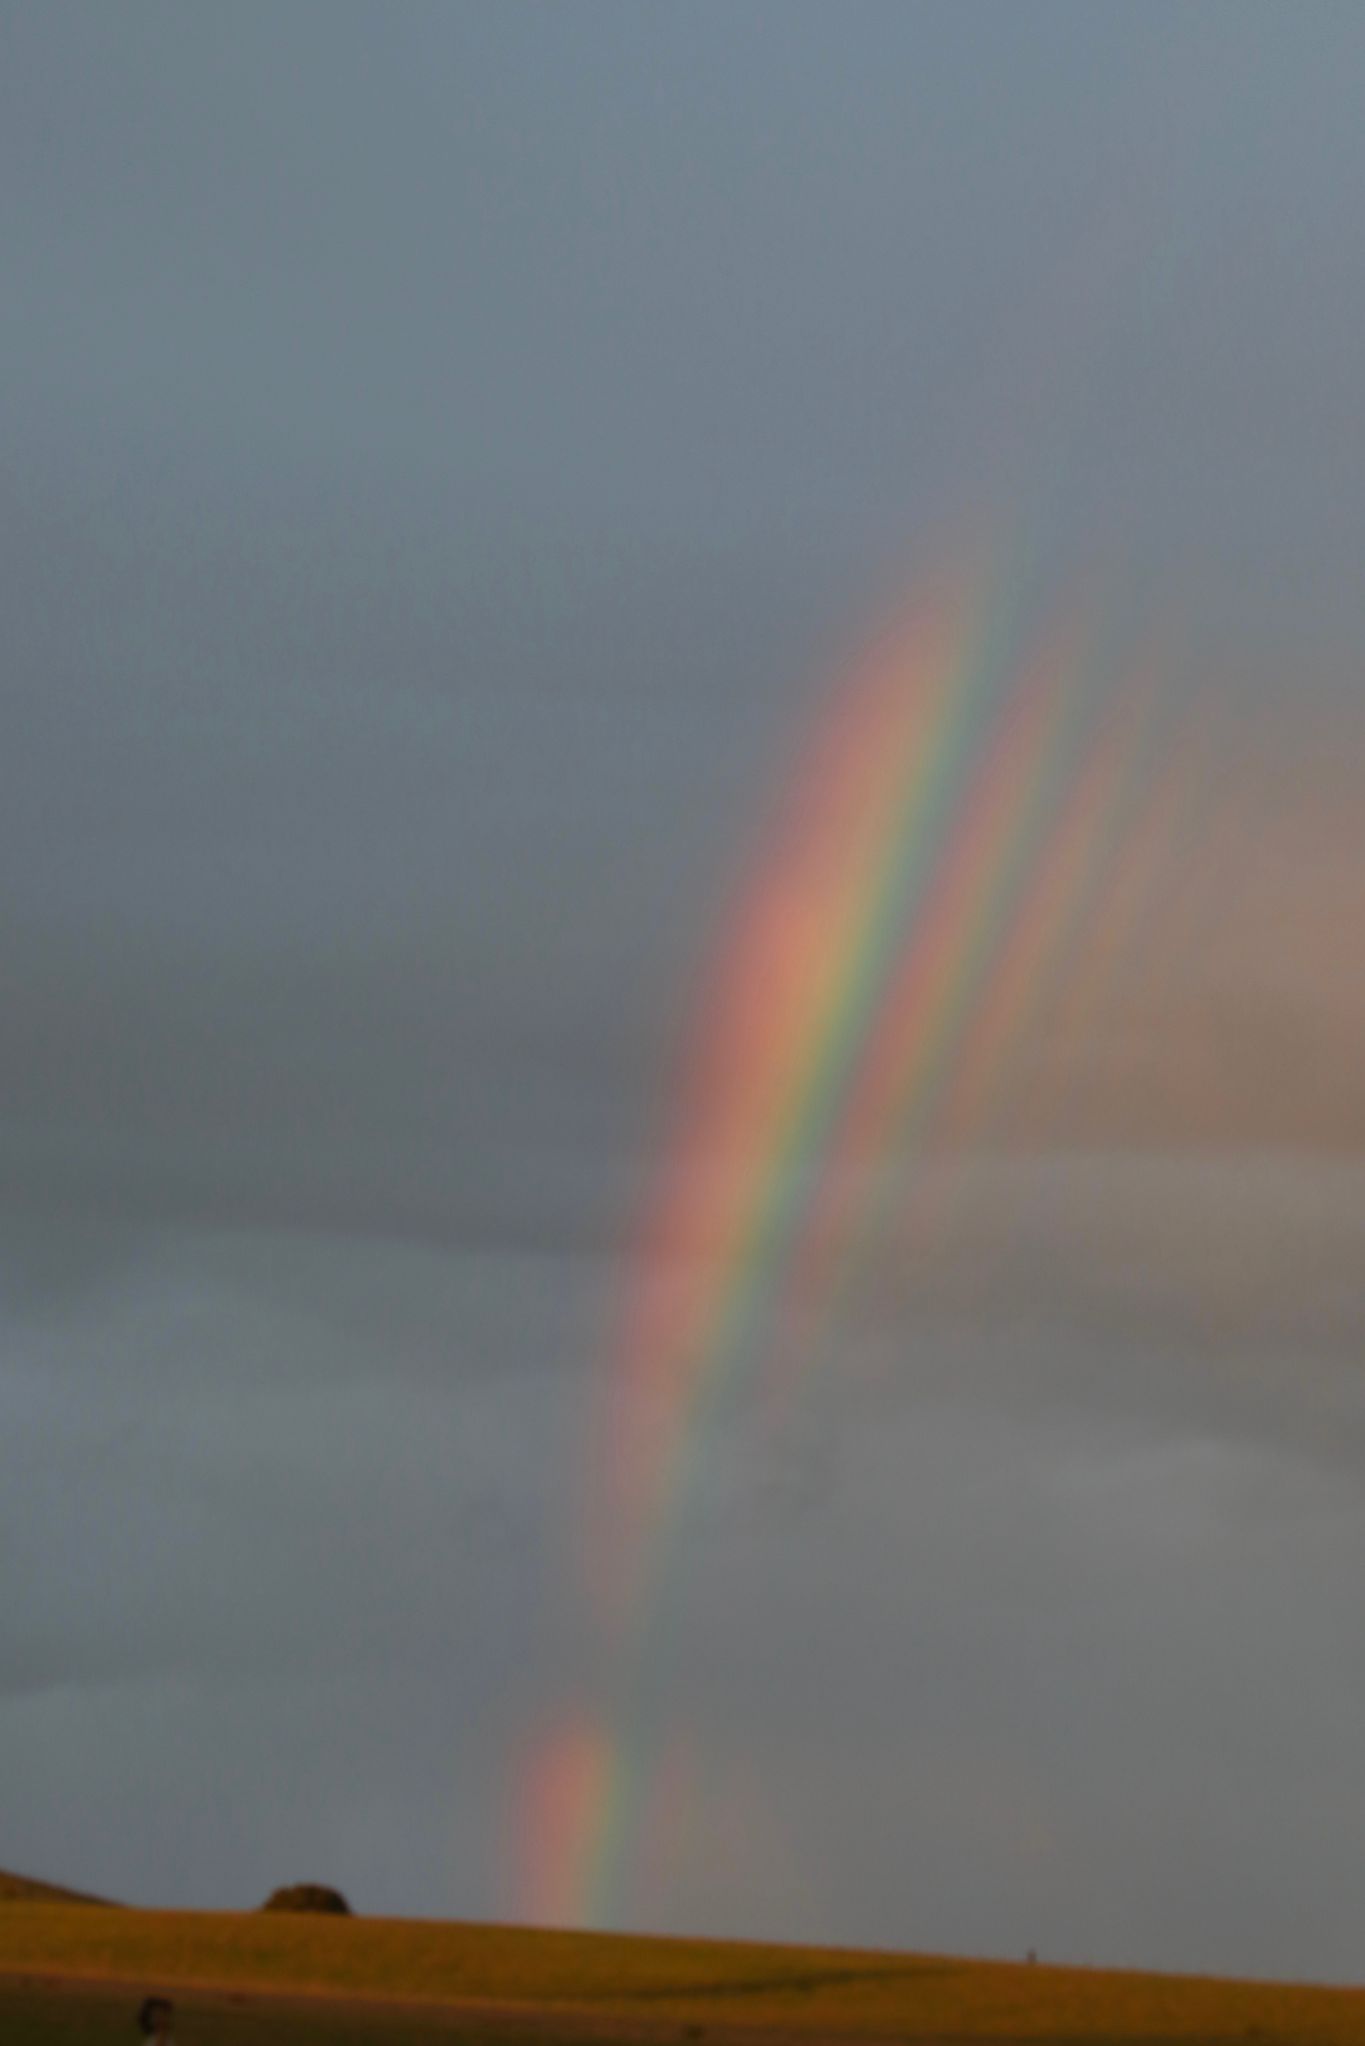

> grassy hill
[0,1898,1362,2044]
[0,1870,114,1907]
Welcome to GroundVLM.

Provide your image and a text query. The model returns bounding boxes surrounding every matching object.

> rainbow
[514,549,1242,1927]
[505,1716,614,1929]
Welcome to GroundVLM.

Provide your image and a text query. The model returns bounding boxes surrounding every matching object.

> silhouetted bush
[260,1883,352,1915]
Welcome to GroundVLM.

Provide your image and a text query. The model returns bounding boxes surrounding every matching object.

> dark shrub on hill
[260,1883,352,1915]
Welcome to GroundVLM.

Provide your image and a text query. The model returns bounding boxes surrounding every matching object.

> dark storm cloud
[2,0,1364,1982]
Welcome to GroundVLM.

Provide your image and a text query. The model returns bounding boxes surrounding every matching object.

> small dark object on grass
[260,1882,352,1915]
[137,1993,175,2040]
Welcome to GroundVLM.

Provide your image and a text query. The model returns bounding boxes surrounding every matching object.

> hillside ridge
[1,1901,1364,2044]
[0,1868,115,1907]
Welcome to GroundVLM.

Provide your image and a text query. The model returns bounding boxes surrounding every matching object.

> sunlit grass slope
[2,1903,1364,2042]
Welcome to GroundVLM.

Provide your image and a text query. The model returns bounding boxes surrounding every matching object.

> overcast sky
[3,1,1364,1986]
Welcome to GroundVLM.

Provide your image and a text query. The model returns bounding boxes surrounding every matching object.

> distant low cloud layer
[6,1161,1363,1976]
[2,1,1363,1982]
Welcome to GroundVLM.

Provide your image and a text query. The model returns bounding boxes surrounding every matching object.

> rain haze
[3,1,1364,1985]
